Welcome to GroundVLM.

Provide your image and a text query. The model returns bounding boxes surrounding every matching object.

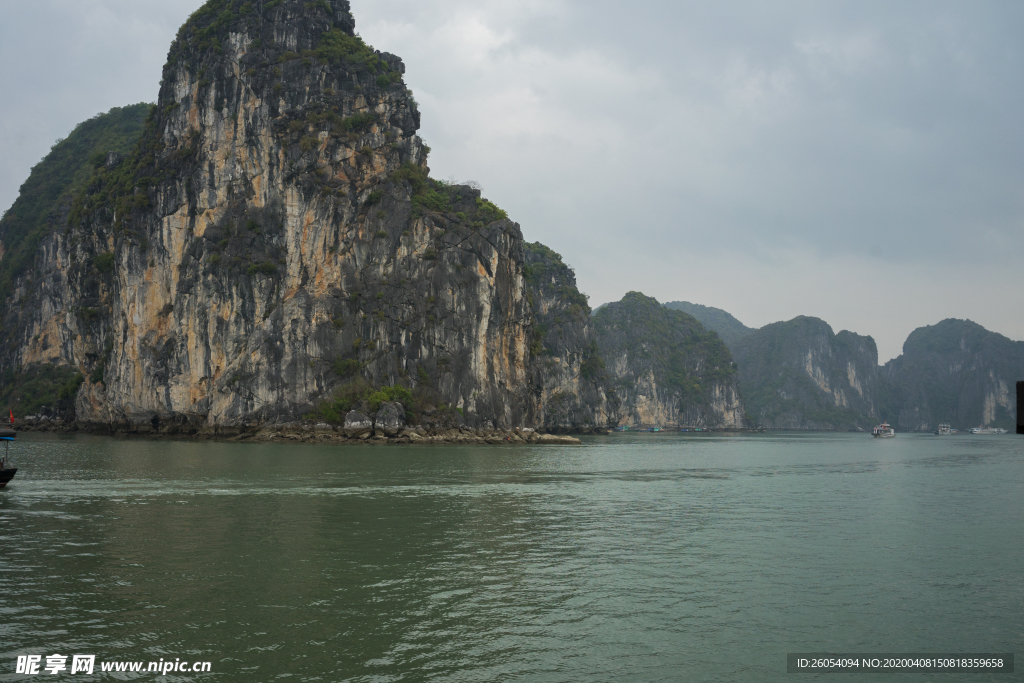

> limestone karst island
[0,0,1020,442]
[2,2,1022,681]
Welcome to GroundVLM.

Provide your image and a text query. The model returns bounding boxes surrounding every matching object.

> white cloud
[0,0,198,209]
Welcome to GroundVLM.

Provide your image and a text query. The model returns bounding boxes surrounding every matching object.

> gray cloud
[1,0,1021,360]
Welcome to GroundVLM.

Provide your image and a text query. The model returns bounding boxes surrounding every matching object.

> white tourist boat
[872,422,895,438]
[969,426,1008,435]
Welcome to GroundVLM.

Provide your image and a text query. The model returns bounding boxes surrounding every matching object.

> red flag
[8,409,12,426]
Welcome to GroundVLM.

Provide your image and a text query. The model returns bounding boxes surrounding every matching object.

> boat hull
[0,467,17,487]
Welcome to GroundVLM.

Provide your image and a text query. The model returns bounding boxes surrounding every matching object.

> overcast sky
[1,0,1021,361]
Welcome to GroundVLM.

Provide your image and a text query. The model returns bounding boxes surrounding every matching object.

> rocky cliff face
[0,0,539,430]
[1018,381,1023,434]
[523,242,609,430]
[14,2,1010,436]
[593,292,743,428]
[880,318,1024,431]
[732,316,880,430]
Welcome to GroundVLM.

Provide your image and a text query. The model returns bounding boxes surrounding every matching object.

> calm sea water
[0,432,1021,682]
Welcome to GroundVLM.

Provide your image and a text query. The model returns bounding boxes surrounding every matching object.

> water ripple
[1,432,1021,682]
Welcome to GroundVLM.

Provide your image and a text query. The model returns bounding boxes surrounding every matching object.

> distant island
[663,304,1022,433]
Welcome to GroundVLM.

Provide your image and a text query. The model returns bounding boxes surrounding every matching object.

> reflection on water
[1,432,1022,682]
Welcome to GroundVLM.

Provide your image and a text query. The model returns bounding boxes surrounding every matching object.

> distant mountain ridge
[663,302,1021,432]
[663,301,755,350]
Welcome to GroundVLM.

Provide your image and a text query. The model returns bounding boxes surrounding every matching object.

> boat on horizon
[934,423,953,435]
[872,422,895,438]
[969,426,1008,435]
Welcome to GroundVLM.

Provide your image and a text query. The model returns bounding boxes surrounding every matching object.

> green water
[1,432,1021,681]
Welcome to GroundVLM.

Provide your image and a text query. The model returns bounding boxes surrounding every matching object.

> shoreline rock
[11,419,582,446]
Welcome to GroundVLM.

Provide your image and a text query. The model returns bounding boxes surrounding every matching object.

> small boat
[934,423,952,435]
[872,422,895,438]
[970,426,1008,435]
[0,428,17,487]
[648,426,661,432]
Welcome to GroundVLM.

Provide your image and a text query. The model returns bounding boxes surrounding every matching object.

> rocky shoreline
[245,425,582,446]
[11,417,583,446]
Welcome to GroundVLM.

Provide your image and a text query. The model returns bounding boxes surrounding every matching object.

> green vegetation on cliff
[307,370,468,430]
[523,242,609,429]
[594,292,736,409]
[307,379,413,424]
[731,316,879,430]
[66,104,182,240]
[523,242,590,322]
[0,104,150,298]
[524,244,592,359]
[880,318,1024,431]
[663,301,755,351]
[0,364,83,419]
[171,0,403,87]
[388,163,509,226]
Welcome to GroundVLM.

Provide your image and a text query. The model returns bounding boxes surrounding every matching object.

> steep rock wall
[1,0,538,430]
[880,318,1024,431]
[593,292,743,429]
[523,243,608,430]
[732,316,880,430]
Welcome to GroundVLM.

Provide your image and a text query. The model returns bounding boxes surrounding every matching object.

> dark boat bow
[0,428,17,487]
[0,466,16,487]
